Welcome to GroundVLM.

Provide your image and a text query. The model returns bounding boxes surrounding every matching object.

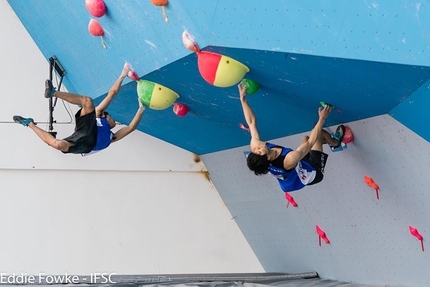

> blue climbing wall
[7,0,430,154]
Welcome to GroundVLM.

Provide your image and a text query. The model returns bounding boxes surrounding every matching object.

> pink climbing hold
[316,225,330,245]
[88,19,104,36]
[409,226,424,251]
[284,193,297,208]
[88,19,106,49]
[239,123,250,132]
[182,30,200,53]
[342,125,354,144]
[124,62,139,81]
[173,103,189,117]
[85,0,107,18]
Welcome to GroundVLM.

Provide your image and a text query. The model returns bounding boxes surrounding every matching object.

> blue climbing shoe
[13,115,35,127]
[44,79,56,98]
[330,125,345,148]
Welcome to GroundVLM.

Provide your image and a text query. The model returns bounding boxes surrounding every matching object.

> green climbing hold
[241,78,260,95]
[320,101,336,109]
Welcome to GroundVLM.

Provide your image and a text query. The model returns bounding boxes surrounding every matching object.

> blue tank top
[92,117,114,151]
[266,142,316,192]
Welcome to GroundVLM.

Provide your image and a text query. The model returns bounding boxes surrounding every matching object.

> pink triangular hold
[409,226,424,251]
[316,225,330,244]
[284,193,297,208]
[124,62,139,81]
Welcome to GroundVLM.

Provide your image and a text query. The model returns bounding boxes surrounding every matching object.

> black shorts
[303,150,328,185]
[62,109,98,154]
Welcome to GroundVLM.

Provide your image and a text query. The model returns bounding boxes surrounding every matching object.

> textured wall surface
[203,115,430,286]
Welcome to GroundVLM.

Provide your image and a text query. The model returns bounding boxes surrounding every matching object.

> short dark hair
[247,152,270,175]
[104,111,109,117]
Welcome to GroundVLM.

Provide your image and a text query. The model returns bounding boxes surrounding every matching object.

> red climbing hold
[173,103,189,117]
[409,226,424,251]
[316,225,330,245]
[343,125,354,144]
[85,0,107,18]
[88,19,104,36]
[364,175,379,199]
[284,193,298,208]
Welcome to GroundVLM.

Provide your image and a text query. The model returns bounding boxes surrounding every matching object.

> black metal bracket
[48,56,66,138]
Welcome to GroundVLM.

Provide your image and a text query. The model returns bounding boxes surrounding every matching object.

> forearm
[240,97,256,126]
[128,106,145,130]
[108,74,127,98]
[112,106,145,142]
[307,117,325,146]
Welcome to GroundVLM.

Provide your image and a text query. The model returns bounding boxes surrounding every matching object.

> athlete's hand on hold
[121,63,131,78]
[137,97,146,113]
[318,104,332,120]
[238,82,248,100]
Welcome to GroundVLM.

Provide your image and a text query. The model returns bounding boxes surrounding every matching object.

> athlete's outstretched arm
[283,105,331,170]
[95,65,130,116]
[112,101,145,143]
[239,84,263,149]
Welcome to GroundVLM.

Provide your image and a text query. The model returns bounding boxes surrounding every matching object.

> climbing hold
[239,123,250,132]
[124,62,139,81]
[173,103,189,116]
[151,0,168,5]
[320,101,343,113]
[342,125,354,144]
[150,0,169,23]
[241,78,260,94]
[409,226,424,251]
[182,30,200,53]
[284,192,298,208]
[330,125,352,152]
[88,19,106,49]
[85,0,106,18]
[182,31,249,87]
[316,225,330,245]
[137,80,179,110]
[364,175,379,199]
[88,19,104,36]
[320,101,335,109]
[197,51,249,87]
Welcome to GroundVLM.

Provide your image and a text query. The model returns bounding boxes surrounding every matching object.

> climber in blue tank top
[13,64,145,156]
[238,83,345,192]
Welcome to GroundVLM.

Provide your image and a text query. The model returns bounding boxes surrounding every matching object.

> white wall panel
[0,0,263,276]
[203,116,430,287]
